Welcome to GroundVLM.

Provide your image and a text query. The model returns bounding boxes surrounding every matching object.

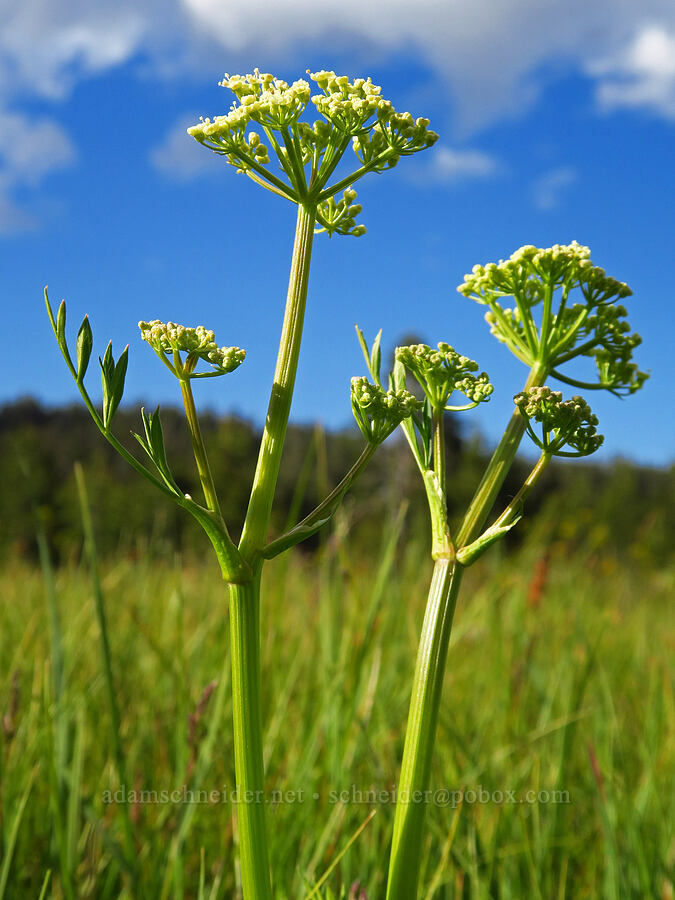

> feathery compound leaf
[75,316,93,383]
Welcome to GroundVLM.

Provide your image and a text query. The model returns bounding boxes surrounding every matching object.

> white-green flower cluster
[458,242,633,312]
[186,68,437,211]
[456,242,646,395]
[514,386,603,457]
[395,343,493,410]
[351,376,419,444]
[310,71,392,134]
[189,71,310,139]
[353,111,437,172]
[139,320,245,377]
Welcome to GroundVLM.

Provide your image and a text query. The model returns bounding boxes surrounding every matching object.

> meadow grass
[0,519,672,899]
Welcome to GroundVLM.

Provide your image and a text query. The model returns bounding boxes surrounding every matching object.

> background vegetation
[0,398,672,897]
[1,398,672,567]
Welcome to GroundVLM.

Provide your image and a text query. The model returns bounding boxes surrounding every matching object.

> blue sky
[1,1,673,465]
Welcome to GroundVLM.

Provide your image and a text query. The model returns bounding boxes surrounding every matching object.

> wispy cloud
[413,145,499,184]
[532,166,577,211]
[589,25,675,120]
[0,111,76,233]
[150,116,223,181]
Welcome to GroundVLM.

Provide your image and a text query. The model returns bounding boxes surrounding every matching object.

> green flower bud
[139,320,245,377]
[351,376,420,444]
[395,342,493,410]
[514,386,604,457]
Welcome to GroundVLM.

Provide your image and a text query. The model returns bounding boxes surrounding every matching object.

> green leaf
[420,397,434,468]
[354,324,372,376]
[456,515,522,566]
[56,299,67,350]
[75,316,93,382]
[133,407,180,494]
[107,345,128,424]
[99,343,114,427]
[391,358,406,392]
[149,407,171,475]
[370,328,382,382]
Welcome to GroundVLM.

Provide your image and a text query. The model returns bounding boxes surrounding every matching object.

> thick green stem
[386,559,464,899]
[221,203,316,900]
[457,362,548,547]
[227,569,272,900]
[239,203,316,560]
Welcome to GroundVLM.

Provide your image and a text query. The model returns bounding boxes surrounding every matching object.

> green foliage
[1,540,672,897]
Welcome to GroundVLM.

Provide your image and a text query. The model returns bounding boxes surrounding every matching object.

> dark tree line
[1,398,672,567]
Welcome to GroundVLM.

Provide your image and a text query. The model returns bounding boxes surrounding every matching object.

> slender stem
[227,569,272,900]
[456,362,548,547]
[549,305,590,358]
[385,560,464,900]
[314,134,352,196]
[262,443,376,559]
[432,407,445,495]
[179,378,223,518]
[179,378,252,582]
[513,291,539,357]
[491,452,551,530]
[539,282,554,357]
[554,336,599,367]
[239,203,316,559]
[486,302,532,362]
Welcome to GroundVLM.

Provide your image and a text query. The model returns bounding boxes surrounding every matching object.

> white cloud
[150,116,224,180]
[0,3,150,99]
[0,0,674,232]
[590,25,675,119]
[415,145,499,184]
[0,111,76,232]
[2,1,675,132]
[178,0,675,133]
[532,166,578,211]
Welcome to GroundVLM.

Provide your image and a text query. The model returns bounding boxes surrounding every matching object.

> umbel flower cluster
[395,342,494,410]
[457,241,647,395]
[514,386,604,457]
[187,69,438,234]
[351,377,419,445]
[139,320,246,378]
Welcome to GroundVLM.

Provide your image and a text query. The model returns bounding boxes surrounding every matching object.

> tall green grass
[0,524,672,898]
